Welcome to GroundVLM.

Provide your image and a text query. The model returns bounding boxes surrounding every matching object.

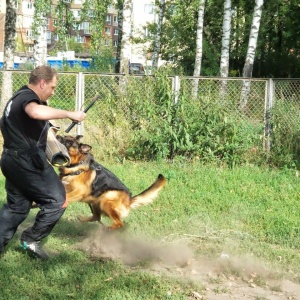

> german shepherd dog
[56,135,167,230]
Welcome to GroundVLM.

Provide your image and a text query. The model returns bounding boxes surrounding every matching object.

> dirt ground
[76,227,300,300]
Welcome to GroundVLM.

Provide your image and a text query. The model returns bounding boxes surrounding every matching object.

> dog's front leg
[66,190,86,203]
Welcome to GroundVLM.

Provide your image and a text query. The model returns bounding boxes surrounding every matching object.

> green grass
[1,161,300,299]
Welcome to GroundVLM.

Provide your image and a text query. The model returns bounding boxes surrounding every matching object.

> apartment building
[130,0,157,66]
[0,0,161,66]
[0,1,5,52]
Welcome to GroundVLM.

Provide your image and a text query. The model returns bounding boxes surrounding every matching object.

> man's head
[28,65,58,102]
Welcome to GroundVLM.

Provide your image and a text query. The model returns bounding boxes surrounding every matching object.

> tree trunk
[240,0,264,110]
[192,0,205,99]
[115,0,124,74]
[220,0,232,78]
[2,0,16,105]
[120,0,132,75]
[33,15,48,67]
[219,0,232,98]
[152,0,165,71]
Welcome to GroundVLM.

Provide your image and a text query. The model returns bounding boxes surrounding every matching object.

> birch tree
[219,0,232,97]
[220,0,232,78]
[240,0,264,110]
[152,0,165,71]
[120,0,132,74]
[192,0,205,98]
[32,0,50,67]
[115,0,124,73]
[1,0,17,104]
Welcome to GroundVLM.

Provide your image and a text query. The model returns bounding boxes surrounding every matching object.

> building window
[106,15,111,24]
[73,10,80,19]
[26,29,32,40]
[47,31,52,44]
[105,27,110,35]
[79,22,89,30]
[75,35,85,43]
[114,29,118,35]
[144,4,154,14]
[144,28,153,38]
[27,2,33,9]
[113,16,118,25]
[113,40,118,47]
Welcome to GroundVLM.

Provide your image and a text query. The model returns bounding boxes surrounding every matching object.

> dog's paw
[77,215,99,223]
[58,166,65,174]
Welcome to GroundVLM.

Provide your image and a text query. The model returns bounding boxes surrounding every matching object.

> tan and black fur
[56,135,167,230]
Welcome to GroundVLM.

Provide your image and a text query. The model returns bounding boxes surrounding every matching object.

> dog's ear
[79,143,92,154]
[76,135,83,142]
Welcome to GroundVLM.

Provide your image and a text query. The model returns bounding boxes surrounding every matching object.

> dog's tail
[130,174,167,209]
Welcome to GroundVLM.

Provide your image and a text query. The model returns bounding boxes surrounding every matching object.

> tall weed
[126,70,261,166]
[269,99,300,168]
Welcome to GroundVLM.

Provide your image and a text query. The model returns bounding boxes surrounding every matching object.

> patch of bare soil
[75,227,300,300]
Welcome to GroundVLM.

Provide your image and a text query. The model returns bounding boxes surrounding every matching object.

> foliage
[149,0,300,77]
[89,45,115,73]
[268,99,300,169]
[28,0,300,77]
[32,0,51,37]
[54,1,77,50]
[81,0,113,71]
[125,70,260,167]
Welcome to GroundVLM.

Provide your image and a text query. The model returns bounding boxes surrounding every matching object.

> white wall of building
[130,0,165,67]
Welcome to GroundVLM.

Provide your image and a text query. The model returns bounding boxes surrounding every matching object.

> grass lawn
[0,161,300,299]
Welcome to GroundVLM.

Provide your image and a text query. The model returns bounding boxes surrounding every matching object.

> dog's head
[56,135,92,156]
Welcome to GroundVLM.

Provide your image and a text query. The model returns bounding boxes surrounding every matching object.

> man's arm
[25,102,86,122]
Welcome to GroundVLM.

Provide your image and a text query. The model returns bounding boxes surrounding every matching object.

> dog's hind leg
[78,203,101,223]
[101,203,124,230]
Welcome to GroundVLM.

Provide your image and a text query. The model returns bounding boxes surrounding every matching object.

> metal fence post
[264,78,274,153]
[76,72,84,135]
[172,75,180,104]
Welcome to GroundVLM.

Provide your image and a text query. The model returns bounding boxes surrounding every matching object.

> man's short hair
[29,65,58,85]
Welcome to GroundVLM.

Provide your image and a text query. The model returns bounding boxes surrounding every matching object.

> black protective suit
[0,86,66,254]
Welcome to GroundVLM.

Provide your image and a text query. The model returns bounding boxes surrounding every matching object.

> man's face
[40,76,57,102]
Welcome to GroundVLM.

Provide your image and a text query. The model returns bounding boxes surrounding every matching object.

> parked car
[144,65,152,75]
[129,63,145,74]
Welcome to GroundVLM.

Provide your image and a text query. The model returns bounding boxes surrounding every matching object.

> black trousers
[0,149,66,253]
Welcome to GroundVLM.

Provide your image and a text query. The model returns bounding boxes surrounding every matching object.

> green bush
[269,99,300,169]
[126,71,261,167]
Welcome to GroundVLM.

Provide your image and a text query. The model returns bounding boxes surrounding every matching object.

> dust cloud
[75,226,194,267]
[74,226,300,299]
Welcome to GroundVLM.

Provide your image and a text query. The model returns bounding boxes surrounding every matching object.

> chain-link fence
[0,70,299,161]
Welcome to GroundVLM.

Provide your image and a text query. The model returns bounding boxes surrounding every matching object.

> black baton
[65,95,101,133]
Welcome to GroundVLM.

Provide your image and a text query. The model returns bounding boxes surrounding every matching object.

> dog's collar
[69,160,86,168]
[64,160,86,176]
[90,161,102,171]
[65,160,101,177]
